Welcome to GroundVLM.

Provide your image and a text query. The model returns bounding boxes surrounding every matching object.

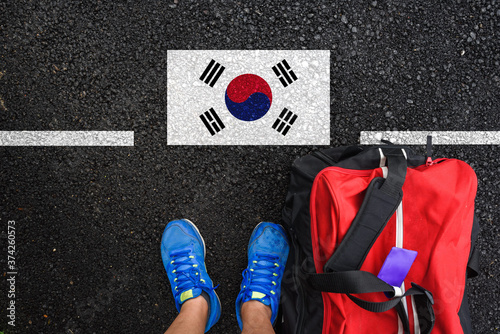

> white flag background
[167,50,330,145]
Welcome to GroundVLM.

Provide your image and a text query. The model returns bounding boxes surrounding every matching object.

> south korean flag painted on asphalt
[167,50,330,145]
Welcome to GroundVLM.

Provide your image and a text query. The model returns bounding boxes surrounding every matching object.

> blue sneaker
[235,222,290,330]
[161,219,221,333]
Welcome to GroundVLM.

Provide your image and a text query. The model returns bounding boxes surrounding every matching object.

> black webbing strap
[305,267,435,334]
[467,214,481,279]
[345,283,433,312]
[412,284,436,333]
[347,285,435,334]
[306,268,396,295]
[379,148,407,199]
[395,302,411,334]
[307,147,437,332]
[339,146,364,161]
[467,245,480,278]
[323,148,407,272]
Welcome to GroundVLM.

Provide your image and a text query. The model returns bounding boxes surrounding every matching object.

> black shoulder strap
[301,268,436,334]
[305,267,435,334]
[324,148,408,272]
[306,147,436,333]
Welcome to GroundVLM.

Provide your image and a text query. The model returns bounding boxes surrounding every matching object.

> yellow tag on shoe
[180,289,194,303]
[251,291,266,300]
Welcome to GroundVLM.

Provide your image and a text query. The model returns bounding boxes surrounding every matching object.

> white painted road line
[0,131,134,146]
[360,131,500,145]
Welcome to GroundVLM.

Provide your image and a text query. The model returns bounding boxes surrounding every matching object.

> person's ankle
[180,295,209,318]
[241,300,274,334]
[241,300,272,320]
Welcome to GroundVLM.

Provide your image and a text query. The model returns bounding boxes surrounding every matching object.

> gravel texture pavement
[1,1,499,333]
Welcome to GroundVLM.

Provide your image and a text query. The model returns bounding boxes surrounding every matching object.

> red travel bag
[280,142,479,334]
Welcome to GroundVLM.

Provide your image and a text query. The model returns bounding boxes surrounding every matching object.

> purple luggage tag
[377,247,418,298]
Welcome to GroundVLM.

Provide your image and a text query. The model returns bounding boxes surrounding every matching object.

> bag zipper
[425,158,447,166]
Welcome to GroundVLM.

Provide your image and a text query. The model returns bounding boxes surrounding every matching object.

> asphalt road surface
[1,1,499,333]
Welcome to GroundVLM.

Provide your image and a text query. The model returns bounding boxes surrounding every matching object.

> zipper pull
[426,135,434,166]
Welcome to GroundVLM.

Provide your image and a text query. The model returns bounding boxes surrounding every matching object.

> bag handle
[323,148,407,272]
[309,148,436,332]
[304,265,435,334]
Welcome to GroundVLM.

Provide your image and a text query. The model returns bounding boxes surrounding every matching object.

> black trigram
[200,108,225,135]
[272,59,298,87]
[199,59,225,87]
[272,108,297,136]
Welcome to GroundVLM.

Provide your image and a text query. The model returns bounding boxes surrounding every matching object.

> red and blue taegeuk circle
[225,74,272,121]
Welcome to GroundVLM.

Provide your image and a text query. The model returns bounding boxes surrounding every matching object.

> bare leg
[240,300,275,334]
[165,296,208,334]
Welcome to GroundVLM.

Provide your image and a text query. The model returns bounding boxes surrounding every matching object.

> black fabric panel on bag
[467,246,480,278]
[338,145,364,161]
[297,263,325,334]
[281,146,353,334]
[291,146,351,181]
[467,214,481,278]
[458,284,472,334]
[280,234,324,334]
[280,245,301,334]
[312,150,339,165]
[458,214,480,334]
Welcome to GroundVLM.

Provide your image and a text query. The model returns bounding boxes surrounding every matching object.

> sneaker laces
[242,253,281,298]
[170,249,206,297]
